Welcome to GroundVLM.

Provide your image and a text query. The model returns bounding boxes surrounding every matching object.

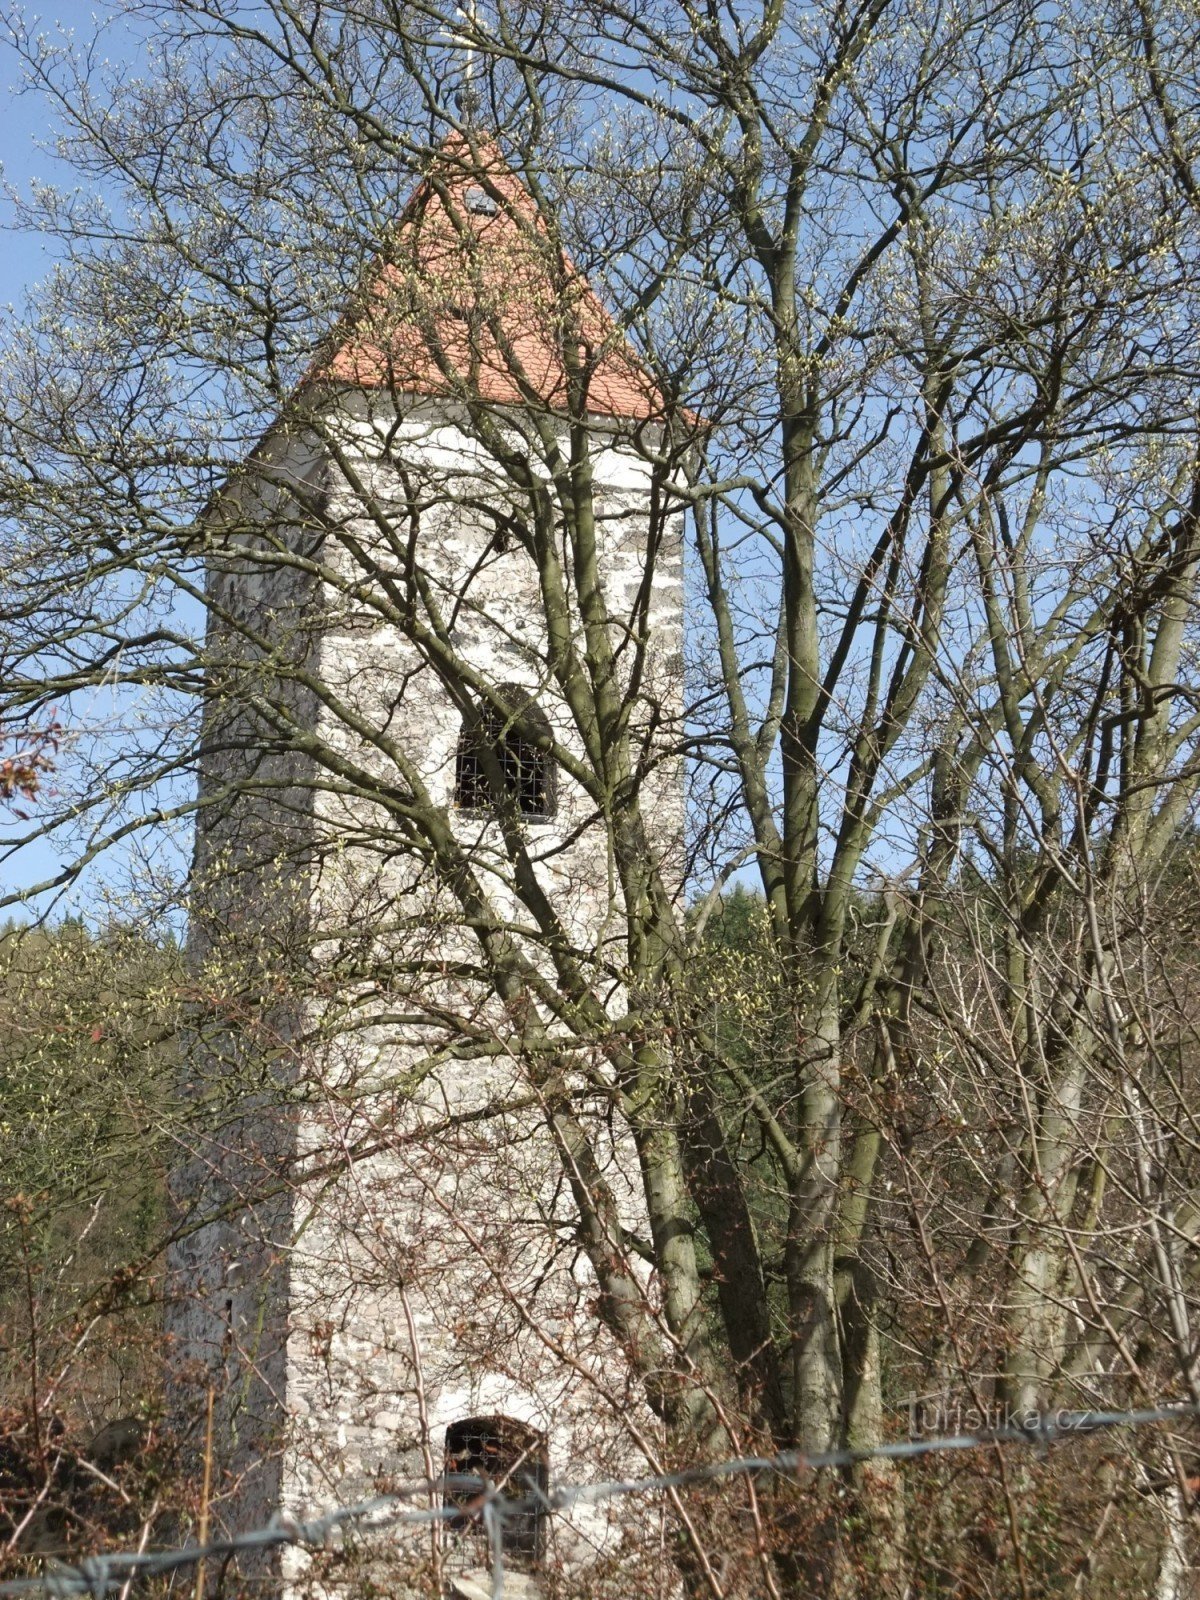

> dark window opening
[455,687,556,820]
[444,1415,548,1568]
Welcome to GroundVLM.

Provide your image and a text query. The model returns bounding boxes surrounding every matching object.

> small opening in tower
[455,687,556,820]
[443,1415,548,1569]
[464,184,498,217]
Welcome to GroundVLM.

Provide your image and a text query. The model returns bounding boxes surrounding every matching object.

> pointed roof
[310,137,668,422]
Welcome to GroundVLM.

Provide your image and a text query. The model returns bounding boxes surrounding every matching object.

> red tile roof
[311,136,668,422]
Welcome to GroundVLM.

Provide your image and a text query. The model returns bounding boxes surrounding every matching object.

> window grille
[455,686,556,819]
[443,1415,548,1569]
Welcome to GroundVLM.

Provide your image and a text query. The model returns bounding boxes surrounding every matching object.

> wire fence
[2,1403,1196,1598]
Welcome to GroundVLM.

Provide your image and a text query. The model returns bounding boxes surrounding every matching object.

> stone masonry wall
[170,392,685,1596]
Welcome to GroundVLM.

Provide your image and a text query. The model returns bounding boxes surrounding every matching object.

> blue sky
[2,7,67,308]
[1,3,179,923]
[0,2,128,310]
[0,12,73,917]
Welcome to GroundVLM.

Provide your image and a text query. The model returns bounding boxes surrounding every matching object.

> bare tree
[5,0,1200,1591]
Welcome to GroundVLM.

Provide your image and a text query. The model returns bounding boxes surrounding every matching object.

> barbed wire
[2,1403,1197,1597]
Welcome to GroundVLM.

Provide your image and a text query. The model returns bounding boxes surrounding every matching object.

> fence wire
[2,1403,1197,1597]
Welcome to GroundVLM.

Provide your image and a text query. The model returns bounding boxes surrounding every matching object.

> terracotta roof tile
[310,136,667,422]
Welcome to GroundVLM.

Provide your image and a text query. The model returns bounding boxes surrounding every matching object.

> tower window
[455,686,556,820]
[444,1415,548,1568]
[464,184,499,216]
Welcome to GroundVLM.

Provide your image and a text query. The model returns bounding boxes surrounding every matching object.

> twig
[193,1388,215,1600]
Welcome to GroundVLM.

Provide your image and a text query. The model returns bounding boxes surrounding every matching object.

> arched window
[443,1415,549,1568]
[454,686,556,820]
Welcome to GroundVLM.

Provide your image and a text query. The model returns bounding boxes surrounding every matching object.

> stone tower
[167,135,685,1597]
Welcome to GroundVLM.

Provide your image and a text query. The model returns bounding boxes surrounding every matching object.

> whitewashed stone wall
[168,391,684,1597]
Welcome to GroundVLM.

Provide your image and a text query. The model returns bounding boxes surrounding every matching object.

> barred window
[455,686,556,820]
[443,1415,548,1568]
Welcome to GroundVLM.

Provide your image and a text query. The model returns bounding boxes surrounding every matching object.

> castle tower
[167,136,685,1597]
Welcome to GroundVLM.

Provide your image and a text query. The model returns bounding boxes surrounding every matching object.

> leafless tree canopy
[6,0,1200,1592]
